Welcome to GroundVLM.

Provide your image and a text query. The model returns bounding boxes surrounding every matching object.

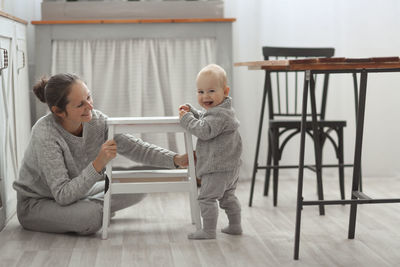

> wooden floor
[1,173,400,267]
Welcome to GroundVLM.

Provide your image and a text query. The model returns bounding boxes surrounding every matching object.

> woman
[13,73,187,235]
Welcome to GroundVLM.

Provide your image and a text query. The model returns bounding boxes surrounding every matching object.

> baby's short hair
[197,64,227,89]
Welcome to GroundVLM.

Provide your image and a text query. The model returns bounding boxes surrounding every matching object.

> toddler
[179,64,242,239]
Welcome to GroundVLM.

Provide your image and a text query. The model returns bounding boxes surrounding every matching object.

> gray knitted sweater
[179,97,242,177]
[13,110,176,206]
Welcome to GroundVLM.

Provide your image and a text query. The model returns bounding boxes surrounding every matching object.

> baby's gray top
[180,97,242,177]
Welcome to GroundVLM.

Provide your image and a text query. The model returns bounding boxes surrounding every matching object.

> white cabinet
[0,13,31,230]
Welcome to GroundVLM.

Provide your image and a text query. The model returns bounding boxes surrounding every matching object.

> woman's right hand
[93,139,117,173]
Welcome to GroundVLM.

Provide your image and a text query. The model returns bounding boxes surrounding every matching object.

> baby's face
[196,73,228,110]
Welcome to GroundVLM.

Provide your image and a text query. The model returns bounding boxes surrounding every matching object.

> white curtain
[51,38,216,167]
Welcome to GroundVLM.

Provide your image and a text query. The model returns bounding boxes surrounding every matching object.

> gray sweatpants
[16,181,146,235]
[198,168,241,231]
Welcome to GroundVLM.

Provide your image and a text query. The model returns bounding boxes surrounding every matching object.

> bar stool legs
[338,127,346,200]
[263,132,272,196]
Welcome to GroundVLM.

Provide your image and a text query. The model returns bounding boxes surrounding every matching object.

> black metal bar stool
[248,46,350,215]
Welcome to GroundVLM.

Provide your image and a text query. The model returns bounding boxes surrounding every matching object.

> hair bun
[32,77,48,103]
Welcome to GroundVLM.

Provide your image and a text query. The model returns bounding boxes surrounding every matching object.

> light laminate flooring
[1,173,400,267]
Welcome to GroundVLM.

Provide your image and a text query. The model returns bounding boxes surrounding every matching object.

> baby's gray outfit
[180,97,242,233]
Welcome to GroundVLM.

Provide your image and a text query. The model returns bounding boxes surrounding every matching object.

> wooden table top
[234,57,400,71]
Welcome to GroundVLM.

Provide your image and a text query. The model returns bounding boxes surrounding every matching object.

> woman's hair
[33,73,80,114]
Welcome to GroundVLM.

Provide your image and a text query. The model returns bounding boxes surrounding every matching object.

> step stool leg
[102,179,111,239]
[185,132,202,230]
[102,125,114,240]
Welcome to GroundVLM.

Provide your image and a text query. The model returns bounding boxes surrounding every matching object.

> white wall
[225,0,400,180]
[4,0,400,179]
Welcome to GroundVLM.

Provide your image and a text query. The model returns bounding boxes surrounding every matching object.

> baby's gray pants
[198,168,241,231]
[16,181,146,235]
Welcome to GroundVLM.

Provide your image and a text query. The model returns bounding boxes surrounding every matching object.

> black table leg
[309,73,325,216]
[352,72,363,192]
[348,70,368,239]
[249,72,270,207]
[294,70,310,260]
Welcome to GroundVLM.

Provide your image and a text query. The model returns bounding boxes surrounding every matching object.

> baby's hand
[179,104,190,112]
[179,104,190,118]
[179,109,187,118]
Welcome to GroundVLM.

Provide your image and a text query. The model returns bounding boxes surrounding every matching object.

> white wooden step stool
[102,116,201,239]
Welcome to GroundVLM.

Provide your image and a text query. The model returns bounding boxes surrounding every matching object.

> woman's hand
[173,154,189,168]
[93,139,117,173]
[179,104,190,118]
[173,151,196,168]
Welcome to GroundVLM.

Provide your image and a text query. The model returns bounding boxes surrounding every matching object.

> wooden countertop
[0,10,28,25]
[235,57,400,71]
[31,18,236,25]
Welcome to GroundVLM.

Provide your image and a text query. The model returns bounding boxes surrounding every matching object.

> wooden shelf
[31,18,236,25]
[0,10,27,25]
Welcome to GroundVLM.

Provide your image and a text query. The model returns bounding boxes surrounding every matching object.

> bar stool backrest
[262,46,335,120]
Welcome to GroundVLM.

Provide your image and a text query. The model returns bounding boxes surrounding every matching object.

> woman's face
[63,80,93,124]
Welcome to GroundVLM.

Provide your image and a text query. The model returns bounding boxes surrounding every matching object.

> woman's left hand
[173,154,189,168]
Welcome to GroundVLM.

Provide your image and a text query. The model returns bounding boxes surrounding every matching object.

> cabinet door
[0,39,9,231]
[14,27,31,168]
[0,35,15,230]
[0,18,31,230]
